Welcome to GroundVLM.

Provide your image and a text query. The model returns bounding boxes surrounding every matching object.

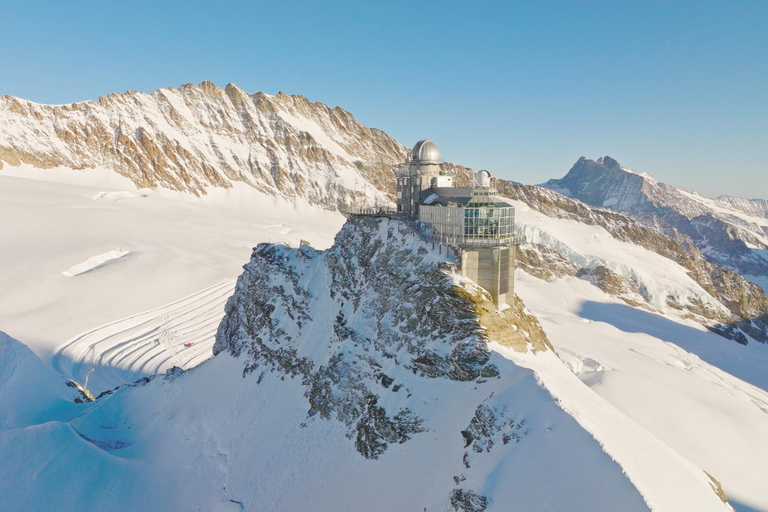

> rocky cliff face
[204,216,654,510]
[541,156,768,278]
[214,216,551,460]
[0,81,405,209]
[496,182,768,343]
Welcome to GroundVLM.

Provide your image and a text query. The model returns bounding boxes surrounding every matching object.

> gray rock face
[209,217,650,510]
[214,216,506,458]
[0,82,405,209]
[541,156,768,278]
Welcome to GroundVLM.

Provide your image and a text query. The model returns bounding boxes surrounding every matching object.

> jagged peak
[597,155,621,169]
[564,155,650,181]
[0,80,403,208]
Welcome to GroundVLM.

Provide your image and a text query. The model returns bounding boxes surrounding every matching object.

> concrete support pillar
[459,245,516,308]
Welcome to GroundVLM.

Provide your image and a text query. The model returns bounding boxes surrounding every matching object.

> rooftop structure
[396,140,520,306]
[411,139,441,163]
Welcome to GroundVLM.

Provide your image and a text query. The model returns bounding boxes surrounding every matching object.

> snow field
[514,269,768,511]
[493,344,729,512]
[0,168,345,360]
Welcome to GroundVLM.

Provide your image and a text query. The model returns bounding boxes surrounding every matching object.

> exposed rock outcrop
[214,216,550,458]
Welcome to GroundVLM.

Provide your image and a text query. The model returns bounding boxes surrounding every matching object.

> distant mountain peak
[541,157,768,277]
[596,155,621,169]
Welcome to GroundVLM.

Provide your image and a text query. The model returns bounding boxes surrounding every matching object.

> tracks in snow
[51,279,236,394]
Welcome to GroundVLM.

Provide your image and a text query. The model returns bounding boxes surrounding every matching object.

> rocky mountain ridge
[214,216,551,461]
[204,216,663,510]
[0,81,404,209]
[541,156,768,277]
[3,81,766,345]
[494,181,768,344]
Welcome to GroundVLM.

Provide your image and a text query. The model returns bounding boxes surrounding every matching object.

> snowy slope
[499,182,768,345]
[514,200,728,317]
[51,279,236,395]
[2,218,735,512]
[0,350,651,512]
[510,202,768,511]
[0,331,81,429]
[0,168,344,363]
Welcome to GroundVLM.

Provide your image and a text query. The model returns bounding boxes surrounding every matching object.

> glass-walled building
[418,188,517,246]
[394,141,520,307]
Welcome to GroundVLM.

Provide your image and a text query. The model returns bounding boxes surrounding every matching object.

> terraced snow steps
[51,279,236,394]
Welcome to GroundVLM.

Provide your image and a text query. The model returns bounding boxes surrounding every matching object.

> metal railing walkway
[342,207,524,248]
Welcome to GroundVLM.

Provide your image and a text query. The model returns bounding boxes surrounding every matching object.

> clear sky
[1,0,766,199]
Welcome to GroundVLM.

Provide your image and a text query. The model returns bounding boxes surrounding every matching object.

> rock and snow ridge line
[496,181,768,344]
[540,155,768,279]
[0,81,403,210]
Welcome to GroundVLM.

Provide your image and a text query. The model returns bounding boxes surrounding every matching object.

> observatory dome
[411,140,440,163]
[476,170,491,188]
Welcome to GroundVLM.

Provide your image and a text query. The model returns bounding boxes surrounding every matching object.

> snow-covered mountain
[3,83,768,511]
[1,218,739,511]
[494,182,768,344]
[541,156,768,281]
[0,81,402,209]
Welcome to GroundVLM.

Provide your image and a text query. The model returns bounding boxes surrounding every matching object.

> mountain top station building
[396,140,520,307]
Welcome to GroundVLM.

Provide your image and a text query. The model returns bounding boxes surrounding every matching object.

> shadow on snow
[577,301,768,392]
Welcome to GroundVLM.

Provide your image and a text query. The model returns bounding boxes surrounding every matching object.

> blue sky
[1,0,766,198]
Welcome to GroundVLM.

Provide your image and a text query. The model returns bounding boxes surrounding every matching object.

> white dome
[476,170,491,188]
[411,140,440,163]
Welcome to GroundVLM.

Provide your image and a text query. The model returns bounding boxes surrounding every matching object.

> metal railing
[343,207,524,247]
[343,207,399,216]
[417,231,524,247]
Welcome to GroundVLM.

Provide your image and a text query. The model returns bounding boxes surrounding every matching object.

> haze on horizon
[1,0,765,199]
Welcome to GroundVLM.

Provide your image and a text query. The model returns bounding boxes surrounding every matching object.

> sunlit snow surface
[2,166,767,510]
[61,249,131,277]
[0,164,345,363]
[514,273,768,511]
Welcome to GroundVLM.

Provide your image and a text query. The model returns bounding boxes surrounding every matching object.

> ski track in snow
[51,279,235,394]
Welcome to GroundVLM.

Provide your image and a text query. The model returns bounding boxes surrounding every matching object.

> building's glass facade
[418,193,516,246]
[462,205,515,238]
